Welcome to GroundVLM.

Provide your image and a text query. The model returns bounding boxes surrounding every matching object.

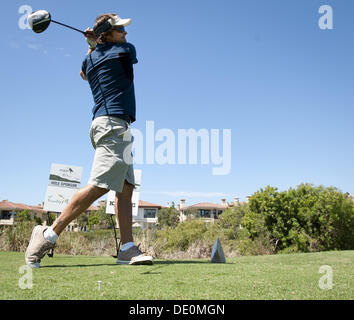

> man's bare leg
[52,184,109,235]
[114,180,153,264]
[114,180,134,245]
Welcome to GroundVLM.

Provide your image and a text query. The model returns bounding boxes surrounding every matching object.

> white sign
[106,169,141,217]
[43,163,83,212]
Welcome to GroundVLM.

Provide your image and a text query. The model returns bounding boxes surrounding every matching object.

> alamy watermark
[122,121,232,176]
[18,5,32,30]
[18,265,33,289]
[318,265,333,290]
[318,5,333,30]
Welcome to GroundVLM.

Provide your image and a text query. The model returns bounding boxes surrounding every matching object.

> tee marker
[211,238,226,263]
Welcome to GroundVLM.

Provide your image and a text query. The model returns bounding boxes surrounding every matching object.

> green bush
[95,204,111,228]
[0,222,36,251]
[155,219,208,252]
[17,210,32,222]
[46,213,56,225]
[2,183,351,258]
[217,205,248,239]
[203,205,248,245]
[157,207,180,228]
[243,184,354,252]
[88,213,100,230]
[33,216,43,225]
[153,204,276,257]
[237,231,274,256]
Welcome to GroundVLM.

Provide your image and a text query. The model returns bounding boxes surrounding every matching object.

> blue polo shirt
[81,42,138,122]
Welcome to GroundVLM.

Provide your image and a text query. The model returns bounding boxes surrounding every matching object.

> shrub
[95,204,111,228]
[0,222,36,251]
[157,207,180,228]
[33,216,43,225]
[88,213,100,230]
[238,231,274,256]
[243,184,354,252]
[155,219,208,252]
[217,205,248,240]
[17,210,32,222]
[46,213,56,225]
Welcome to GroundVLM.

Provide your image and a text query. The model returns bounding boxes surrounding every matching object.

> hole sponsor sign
[106,169,141,217]
[43,163,83,212]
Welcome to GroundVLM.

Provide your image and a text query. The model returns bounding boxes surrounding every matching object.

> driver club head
[28,10,52,33]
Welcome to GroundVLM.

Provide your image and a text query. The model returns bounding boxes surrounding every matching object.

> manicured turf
[0,251,352,300]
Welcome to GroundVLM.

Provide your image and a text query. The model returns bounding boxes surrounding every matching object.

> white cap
[94,14,132,37]
[110,15,131,27]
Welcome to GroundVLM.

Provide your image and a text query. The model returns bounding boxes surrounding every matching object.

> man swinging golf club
[25,13,153,267]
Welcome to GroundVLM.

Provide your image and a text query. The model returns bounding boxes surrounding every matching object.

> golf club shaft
[51,20,85,34]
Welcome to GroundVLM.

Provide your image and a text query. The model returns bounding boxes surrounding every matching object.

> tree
[77,213,89,230]
[155,219,208,251]
[242,184,354,252]
[218,205,246,229]
[33,216,43,225]
[216,205,248,240]
[184,208,199,220]
[46,213,56,225]
[88,213,100,230]
[17,210,31,222]
[157,207,180,228]
[95,204,111,228]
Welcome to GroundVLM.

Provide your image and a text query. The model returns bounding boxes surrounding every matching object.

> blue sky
[1,0,353,208]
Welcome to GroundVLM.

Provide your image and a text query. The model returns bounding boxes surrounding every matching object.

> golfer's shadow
[41,260,211,270]
[140,260,212,275]
[140,265,164,275]
[154,260,210,265]
[40,263,117,268]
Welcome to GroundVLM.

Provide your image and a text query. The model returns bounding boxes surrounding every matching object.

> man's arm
[80,47,96,80]
[80,28,97,80]
[80,69,88,81]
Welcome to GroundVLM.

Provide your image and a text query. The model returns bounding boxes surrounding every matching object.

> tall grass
[0,219,275,259]
[0,222,37,252]
[0,224,117,257]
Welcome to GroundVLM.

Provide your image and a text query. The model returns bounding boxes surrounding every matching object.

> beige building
[0,195,249,228]
[0,199,166,230]
[177,198,230,222]
[0,200,47,226]
[132,200,166,229]
[0,200,98,229]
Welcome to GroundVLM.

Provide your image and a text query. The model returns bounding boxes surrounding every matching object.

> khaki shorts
[88,116,135,192]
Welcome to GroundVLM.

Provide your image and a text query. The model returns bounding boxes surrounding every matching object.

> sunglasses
[111,26,125,33]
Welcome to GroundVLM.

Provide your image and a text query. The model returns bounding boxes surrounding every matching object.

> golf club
[28,10,86,35]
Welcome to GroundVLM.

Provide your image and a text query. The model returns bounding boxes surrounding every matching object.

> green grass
[0,251,353,300]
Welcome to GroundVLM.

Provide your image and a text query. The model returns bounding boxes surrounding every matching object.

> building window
[198,210,211,218]
[144,209,157,218]
[0,211,11,219]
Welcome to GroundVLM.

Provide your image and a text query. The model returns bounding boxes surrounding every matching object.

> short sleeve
[123,43,138,64]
